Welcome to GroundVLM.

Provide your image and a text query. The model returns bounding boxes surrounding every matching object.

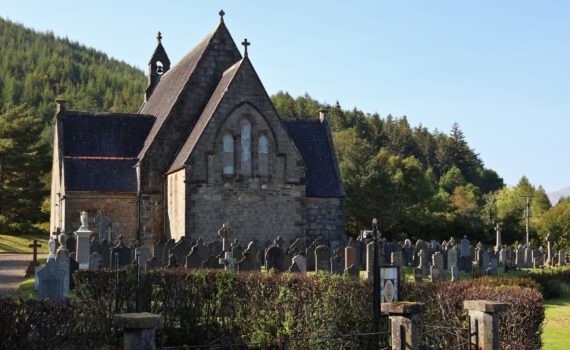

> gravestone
[330,245,344,274]
[154,240,164,266]
[314,245,331,271]
[146,256,159,270]
[162,239,176,267]
[89,237,101,255]
[48,236,57,261]
[345,245,357,271]
[402,239,414,266]
[524,245,533,268]
[488,253,499,276]
[417,249,427,277]
[75,210,93,269]
[185,247,203,269]
[447,247,458,272]
[346,264,359,279]
[414,240,428,267]
[515,245,526,269]
[546,233,554,266]
[88,252,103,270]
[450,265,460,282]
[99,240,111,269]
[203,255,221,269]
[56,250,70,298]
[430,266,441,282]
[414,268,423,283]
[290,254,307,273]
[218,224,233,253]
[135,246,151,271]
[559,251,566,266]
[231,240,244,262]
[265,246,284,272]
[432,251,444,272]
[237,241,260,272]
[288,238,305,256]
[171,237,191,267]
[306,241,317,271]
[481,249,490,275]
[166,252,178,268]
[459,236,472,273]
[66,233,76,254]
[110,236,132,268]
[498,248,506,268]
[366,242,375,279]
[391,251,404,267]
[38,259,65,300]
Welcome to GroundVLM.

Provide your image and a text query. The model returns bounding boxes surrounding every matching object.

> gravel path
[0,254,48,297]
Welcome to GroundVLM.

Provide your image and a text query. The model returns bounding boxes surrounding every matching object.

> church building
[50,12,345,246]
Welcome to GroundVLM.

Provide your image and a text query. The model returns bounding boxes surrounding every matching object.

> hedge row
[402,277,544,350]
[0,298,108,350]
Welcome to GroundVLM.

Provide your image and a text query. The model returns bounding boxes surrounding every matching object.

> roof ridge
[60,110,156,118]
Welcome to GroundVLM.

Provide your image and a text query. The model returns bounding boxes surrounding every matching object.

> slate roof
[283,119,345,198]
[167,59,243,173]
[138,22,233,160]
[59,111,155,192]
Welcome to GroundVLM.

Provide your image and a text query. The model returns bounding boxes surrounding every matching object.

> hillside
[0,17,146,123]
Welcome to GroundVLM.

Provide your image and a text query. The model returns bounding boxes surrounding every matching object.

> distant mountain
[547,187,570,206]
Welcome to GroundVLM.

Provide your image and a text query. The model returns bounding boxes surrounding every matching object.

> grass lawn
[543,293,570,350]
[0,233,49,254]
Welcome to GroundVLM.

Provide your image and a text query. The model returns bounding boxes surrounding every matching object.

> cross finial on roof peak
[219,9,225,22]
[242,38,250,58]
[157,31,162,42]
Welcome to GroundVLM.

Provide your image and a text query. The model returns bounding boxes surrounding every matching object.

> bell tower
[145,31,171,102]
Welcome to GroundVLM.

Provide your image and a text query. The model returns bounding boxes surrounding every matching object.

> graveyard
[0,3,569,350]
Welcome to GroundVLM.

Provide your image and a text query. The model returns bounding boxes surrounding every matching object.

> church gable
[167,58,304,185]
[137,21,242,184]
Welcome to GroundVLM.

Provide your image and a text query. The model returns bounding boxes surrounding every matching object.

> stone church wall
[186,182,305,244]
[304,197,346,242]
[63,192,138,243]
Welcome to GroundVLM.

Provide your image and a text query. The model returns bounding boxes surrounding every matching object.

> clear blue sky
[2,1,569,193]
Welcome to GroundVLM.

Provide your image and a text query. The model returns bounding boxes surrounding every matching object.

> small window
[240,119,251,175]
[258,135,269,176]
[223,133,234,175]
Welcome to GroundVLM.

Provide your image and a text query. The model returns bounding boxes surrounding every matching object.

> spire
[219,9,225,23]
[241,38,250,58]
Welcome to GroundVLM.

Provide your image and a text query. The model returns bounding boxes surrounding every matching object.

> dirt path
[0,254,48,297]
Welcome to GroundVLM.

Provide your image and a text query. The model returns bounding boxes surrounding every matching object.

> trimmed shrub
[0,298,108,350]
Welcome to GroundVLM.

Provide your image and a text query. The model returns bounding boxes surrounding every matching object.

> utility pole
[520,195,534,245]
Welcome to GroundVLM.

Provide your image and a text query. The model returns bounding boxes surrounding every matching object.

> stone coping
[382,302,426,315]
[463,300,509,313]
[114,313,163,329]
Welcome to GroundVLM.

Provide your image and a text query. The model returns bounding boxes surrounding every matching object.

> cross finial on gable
[157,31,162,43]
[219,9,225,22]
[242,38,250,58]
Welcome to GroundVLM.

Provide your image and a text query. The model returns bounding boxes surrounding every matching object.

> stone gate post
[383,302,426,350]
[114,312,163,350]
[463,300,508,350]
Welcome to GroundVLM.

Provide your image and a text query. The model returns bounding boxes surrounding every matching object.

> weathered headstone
[146,256,160,270]
[166,252,178,268]
[346,264,359,279]
[154,240,164,266]
[524,245,533,268]
[488,253,499,276]
[135,246,151,271]
[48,236,57,261]
[345,245,357,271]
[331,245,344,274]
[265,246,284,272]
[546,233,554,267]
[231,239,244,262]
[402,239,414,266]
[559,250,566,266]
[315,245,331,272]
[365,242,375,279]
[290,254,307,273]
[288,238,305,256]
[56,249,70,297]
[37,259,65,300]
[430,265,441,282]
[481,249,490,275]
[69,254,79,290]
[110,235,132,268]
[237,241,260,272]
[185,247,203,269]
[88,251,103,270]
[391,251,404,267]
[417,249,427,277]
[306,241,317,272]
[432,251,444,272]
[515,245,525,269]
[218,224,233,253]
[459,236,472,273]
[162,239,175,267]
[447,247,458,272]
[451,265,460,282]
[89,237,101,255]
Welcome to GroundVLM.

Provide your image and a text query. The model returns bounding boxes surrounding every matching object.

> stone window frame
[257,133,270,177]
[239,117,253,176]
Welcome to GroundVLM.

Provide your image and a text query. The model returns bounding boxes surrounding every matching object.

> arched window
[222,133,234,175]
[258,135,269,176]
[240,119,251,175]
